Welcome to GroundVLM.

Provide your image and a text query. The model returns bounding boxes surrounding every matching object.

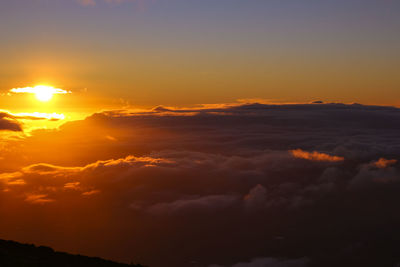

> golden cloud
[290,149,344,162]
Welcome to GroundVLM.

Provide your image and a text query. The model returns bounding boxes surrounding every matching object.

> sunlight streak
[15,112,65,121]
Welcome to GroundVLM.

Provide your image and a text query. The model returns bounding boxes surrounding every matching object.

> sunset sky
[1,1,400,267]
[1,0,400,114]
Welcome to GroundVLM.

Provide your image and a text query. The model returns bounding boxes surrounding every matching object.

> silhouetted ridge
[0,239,146,267]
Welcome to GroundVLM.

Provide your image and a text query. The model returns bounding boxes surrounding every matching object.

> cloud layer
[1,102,400,267]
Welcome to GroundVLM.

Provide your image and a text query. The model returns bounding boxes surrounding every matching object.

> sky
[0,0,400,117]
[1,1,400,267]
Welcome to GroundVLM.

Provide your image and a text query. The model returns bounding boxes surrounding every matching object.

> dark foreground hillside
[0,239,146,267]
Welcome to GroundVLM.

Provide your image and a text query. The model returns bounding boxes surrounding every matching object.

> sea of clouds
[1,102,400,267]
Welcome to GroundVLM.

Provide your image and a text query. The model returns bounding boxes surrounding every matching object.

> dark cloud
[1,103,400,267]
[0,112,22,131]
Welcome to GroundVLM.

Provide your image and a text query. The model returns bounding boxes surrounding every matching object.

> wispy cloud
[290,149,344,162]
[25,193,54,204]
[10,86,69,95]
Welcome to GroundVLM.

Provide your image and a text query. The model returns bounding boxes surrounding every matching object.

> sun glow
[10,85,70,102]
[34,86,54,102]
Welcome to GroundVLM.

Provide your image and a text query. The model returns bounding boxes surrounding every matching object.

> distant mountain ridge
[0,239,146,267]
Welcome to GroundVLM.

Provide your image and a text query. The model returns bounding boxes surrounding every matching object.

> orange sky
[0,0,399,120]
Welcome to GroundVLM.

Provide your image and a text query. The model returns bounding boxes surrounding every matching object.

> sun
[34,85,55,102]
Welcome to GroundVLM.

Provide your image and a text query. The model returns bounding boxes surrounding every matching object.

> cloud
[0,155,174,204]
[64,182,81,190]
[372,158,397,169]
[10,86,69,95]
[82,189,101,196]
[243,184,268,210]
[25,193,54,204]
[1,102,400,267]
[22,163,81,174]
[349,162,400,188]
[290,149,344,162]
[0,110,66,133]
[147,195,239,215]
[0,112,22,131]
[13,112,65,121]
